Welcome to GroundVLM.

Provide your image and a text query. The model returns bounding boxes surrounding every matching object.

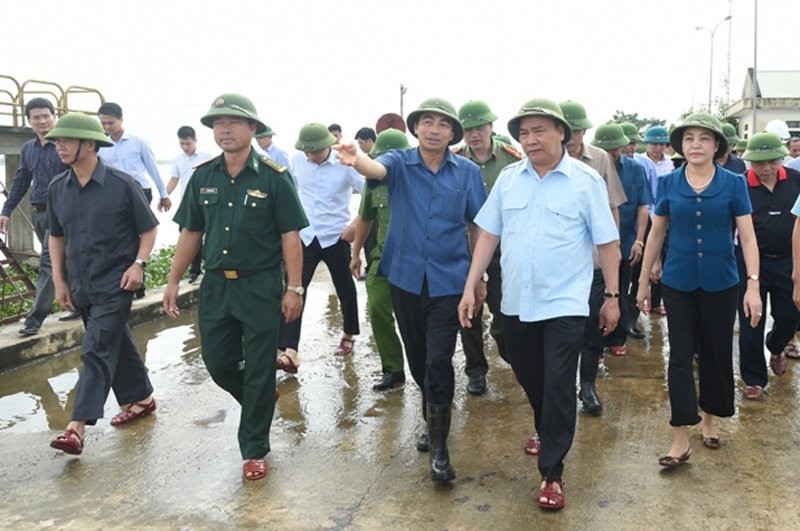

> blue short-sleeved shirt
[655,164,752,292]
[475,153,619,322]
[616,155,653,256]
[373,147,487,297]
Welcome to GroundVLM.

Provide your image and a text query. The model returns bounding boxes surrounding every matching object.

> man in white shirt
[254,125,290,167]
[167,126,212,282]
[277,123,364,372]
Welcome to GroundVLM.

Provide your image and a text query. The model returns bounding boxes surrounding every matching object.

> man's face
[646,142,665,160]
[54,138,90,165]
[681,127,718,165]
[179,137,197,156]
[750,158,782,181]
[256,135,273,150]
[98,113,124,139]
[330,129,342,142]
[305,148,330,165]
[517,116,565,169]
[464,123,492,152]
[414,113,454,153]
[607,146,623,164]
[212,116,256,154]
[621,142,637,157]
[357,138,374,154]
[565,129,585,158]
[28,107,56,137]
[789,139,800,158]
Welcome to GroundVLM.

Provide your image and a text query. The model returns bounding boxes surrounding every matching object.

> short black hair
[98,102,123,119]
[328,123,342,133]
[24,98,55,119]
[355,127,376,141]
[177,125,196,139]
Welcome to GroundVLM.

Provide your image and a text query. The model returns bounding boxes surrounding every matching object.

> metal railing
[0,75,105,127]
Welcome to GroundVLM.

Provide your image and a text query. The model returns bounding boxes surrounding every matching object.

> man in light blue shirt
[97,102,171,212]
[255,125,290,167]
[277,123,363,372]
[458,98,619,510]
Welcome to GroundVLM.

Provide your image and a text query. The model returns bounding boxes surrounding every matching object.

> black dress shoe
[627,325,645,339]
[372,371,405,391]
[59,310,81,321]
[578,383,603,414]
[19,324,39,336]
[188,274,199,284]
[466,373,487,396]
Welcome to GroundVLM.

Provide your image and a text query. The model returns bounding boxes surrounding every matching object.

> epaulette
[260,156,286,173]
[193,155,218,169]
[501,144,523,160]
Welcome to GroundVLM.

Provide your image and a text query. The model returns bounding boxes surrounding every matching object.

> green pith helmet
[45,113,114,147]
[295,122,336,152]
[255,125,276,138]
[742,132,790,162]
[508,98,572,144]
[558,100,592,132]
[458,100,497,129]
[591,123,630,151]
[620,122,642,143]
[734,138,748,152]
[669,112,728,159]
[200,93,267,134]
[369,128,411,158]
[642,125,670,144]
[721,123,740,144]
[406,98,463,145]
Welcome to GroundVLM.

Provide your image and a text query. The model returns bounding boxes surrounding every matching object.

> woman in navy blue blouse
[636,112,762,468]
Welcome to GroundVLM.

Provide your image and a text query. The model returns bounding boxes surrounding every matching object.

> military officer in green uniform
[452,100,521,395]
[163,93,307,482]
[350,128,412,391]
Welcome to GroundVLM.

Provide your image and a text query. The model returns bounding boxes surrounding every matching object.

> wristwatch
[134,258,147,269]
[286,285,305,296]
[747,274,759,282]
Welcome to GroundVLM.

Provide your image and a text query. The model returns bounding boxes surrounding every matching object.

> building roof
[742,68,800,98]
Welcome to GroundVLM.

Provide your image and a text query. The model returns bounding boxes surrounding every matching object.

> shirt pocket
[542,202,581,240]
[501,198,529,234]
[198,192,220,207]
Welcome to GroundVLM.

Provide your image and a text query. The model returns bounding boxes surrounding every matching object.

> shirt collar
[68,159,107,187]
[525,148,571,178]
[407,147,459,168]
[747,165,787,187]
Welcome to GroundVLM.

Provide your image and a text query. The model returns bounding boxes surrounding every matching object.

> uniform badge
[200,187,218,194]
[215,97,224,106]
[247,189,268,199]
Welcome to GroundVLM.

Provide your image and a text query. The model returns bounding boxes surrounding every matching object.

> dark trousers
[607,259,633,347]
[737,255,800,388]
[25,209,54,328]
[390,281,460,407]
[72,292,153,424]
[459,249,506,375]
[581,269,605,383]
[662,284,738,426]
[503,315,585,481]
[279,237,359,350]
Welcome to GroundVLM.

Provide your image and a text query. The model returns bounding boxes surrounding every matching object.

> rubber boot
[427,404,455,482]
[578,382,603,414]
[417,397,429,452]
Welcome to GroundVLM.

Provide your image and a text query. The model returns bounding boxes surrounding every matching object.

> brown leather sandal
[243,459,268,481]
[110,398,157,427]
[335,337,355,356]
[50,428,84,455]
[538,478,565,510]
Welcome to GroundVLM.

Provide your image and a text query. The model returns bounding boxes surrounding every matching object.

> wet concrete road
[1,273,799,529]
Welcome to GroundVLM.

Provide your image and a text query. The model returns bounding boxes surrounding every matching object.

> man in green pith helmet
[254,124,289,167]
[163,93,308,482]
[453,99,522,396]
[350,128,412,391]
[717,123,746,174]
[46,113,159,456]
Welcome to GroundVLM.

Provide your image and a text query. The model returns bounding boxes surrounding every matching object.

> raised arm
[333,143,387,180]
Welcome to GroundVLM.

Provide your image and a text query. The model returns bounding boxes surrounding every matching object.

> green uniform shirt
[174,149,308,271]
[454,138,522,192]
[357,184,390,261]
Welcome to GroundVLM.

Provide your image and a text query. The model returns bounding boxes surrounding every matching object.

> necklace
[686,169,713,193]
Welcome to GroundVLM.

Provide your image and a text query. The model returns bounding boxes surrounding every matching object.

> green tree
[609,111,665,130]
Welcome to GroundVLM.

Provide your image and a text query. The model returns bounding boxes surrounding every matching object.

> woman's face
[682,127,719,166]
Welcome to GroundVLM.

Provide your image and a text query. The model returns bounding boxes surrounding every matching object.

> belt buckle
[223,270,239,280]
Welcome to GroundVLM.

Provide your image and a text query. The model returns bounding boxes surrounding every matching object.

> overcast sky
[3,0,797,159]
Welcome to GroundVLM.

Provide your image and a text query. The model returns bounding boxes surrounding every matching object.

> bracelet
[634,240,644,248]
[604,292,620,298]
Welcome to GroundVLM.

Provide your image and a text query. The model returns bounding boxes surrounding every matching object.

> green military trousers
[199,269,282,459]
[366,259,404,374]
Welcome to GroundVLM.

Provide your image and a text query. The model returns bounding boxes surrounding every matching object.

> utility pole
[696,15,731,112]
[752,0,759,134]
[400,84,408,119]
[725,0,733,104]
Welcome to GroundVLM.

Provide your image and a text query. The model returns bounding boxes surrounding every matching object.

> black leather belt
[210,269,255,280]
[763,253,790,260]
[31,204,46,212]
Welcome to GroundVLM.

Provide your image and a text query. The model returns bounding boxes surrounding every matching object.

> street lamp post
[696,15,732,112]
